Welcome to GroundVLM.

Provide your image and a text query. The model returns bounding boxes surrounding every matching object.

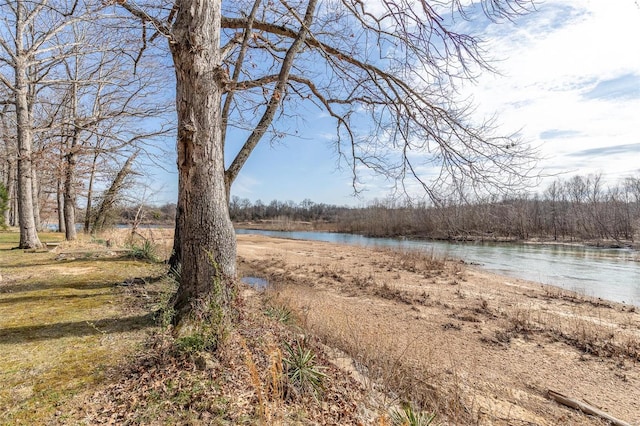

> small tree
[0,0,94,248]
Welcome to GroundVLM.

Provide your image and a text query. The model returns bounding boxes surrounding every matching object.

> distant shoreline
[233,220,639,252]
[33,219,639,252]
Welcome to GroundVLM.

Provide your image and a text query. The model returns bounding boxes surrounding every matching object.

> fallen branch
[547,390,631,426]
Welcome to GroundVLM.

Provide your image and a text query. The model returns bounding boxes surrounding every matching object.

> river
[236,229,640,306]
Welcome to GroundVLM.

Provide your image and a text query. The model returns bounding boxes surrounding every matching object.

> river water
[236,229,640,306]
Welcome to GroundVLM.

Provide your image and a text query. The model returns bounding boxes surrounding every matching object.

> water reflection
[236,229,640,306]
[241,276,269,290]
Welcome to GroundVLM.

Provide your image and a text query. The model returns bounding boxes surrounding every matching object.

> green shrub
[175,333,216,354]
[129,240,158,262]
[390,404,436,426]
[265,305,293,324]
[283,339,326,398]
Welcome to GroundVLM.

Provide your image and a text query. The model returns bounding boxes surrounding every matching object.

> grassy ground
[0,231,166,425]
[0,230,387,425]
[9,228,635,424]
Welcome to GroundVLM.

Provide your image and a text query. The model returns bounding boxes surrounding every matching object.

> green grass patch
[0,230,166,425]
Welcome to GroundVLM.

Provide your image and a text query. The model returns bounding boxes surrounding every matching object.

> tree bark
[63,146,77,240]
[3,161,15,228]
[1,107,15,227]
[84,152,98,234]
[169,0,237,325]
[168,200,181,270]
[57,175,65,233]
[31,165,42,231]
[15,50,42,248]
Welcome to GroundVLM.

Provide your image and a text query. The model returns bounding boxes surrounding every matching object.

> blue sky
[458,0,640,191]
[149,0,640,206]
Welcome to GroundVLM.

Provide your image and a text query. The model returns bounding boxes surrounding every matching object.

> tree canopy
[120,0,537,201]
[1,0,539,325]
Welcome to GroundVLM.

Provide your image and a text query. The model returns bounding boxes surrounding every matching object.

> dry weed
[241,337,269,423]
[272,289,472,423]
[376,247,446,274]
[499,303,640,361]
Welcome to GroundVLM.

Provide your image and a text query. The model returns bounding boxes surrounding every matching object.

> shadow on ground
[0,313,156,344]
[0,275,164,294]
[0,291,114,306]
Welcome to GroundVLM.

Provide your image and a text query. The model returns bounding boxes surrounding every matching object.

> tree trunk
[57,175,65,233]
[1,107,15,228]
[4,161,15,228]
[63,148,77,240]
[168,199,181,270]
[10,183,17,226]
[84,152,98,234]
[169,0,237,326]
[31,165,42,231]
[92,151,138,233]
[63,119,80,240]
[63,73,80,240]
[15,52,42,248]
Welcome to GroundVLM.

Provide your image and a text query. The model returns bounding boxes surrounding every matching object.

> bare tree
[117,0,537,327]
[0,103,17,227]
[91,150,140,232]
[53,23,170,240]
[0,0,100,248]
[0,6,174,240]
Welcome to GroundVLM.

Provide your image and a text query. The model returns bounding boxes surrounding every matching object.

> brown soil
[237,234,640,425]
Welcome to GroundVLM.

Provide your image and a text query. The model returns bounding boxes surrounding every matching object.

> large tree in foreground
[119,0,536,327]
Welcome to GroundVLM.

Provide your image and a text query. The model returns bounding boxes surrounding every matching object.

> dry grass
[238,234,640,425]
[498,301,640,361]
[240,245,476,422]
[377,247,447,275]
[264,281,473,424]
[0,229,381,425]
[70,286,375,425]
[235,219,337,233]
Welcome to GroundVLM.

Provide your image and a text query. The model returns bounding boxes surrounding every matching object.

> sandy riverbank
[236,233,640,425]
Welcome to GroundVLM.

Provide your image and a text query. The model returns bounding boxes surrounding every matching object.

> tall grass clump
[380,247,446,274]
[265,305,294,324]
[390,404,436,426]
[129,240,159,262]
[283,339,326,399]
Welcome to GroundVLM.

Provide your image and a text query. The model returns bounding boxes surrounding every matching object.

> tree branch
[225,0,319,188]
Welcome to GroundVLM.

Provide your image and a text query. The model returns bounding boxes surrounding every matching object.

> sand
[237,233,640,425]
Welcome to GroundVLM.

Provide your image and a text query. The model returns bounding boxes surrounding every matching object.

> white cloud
[461,0,640,186]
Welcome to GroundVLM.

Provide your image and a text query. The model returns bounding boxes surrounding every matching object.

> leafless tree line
[0,0,173,246]
[338,174,640,244]
[229,174,640,246]
[230,196,344,223]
